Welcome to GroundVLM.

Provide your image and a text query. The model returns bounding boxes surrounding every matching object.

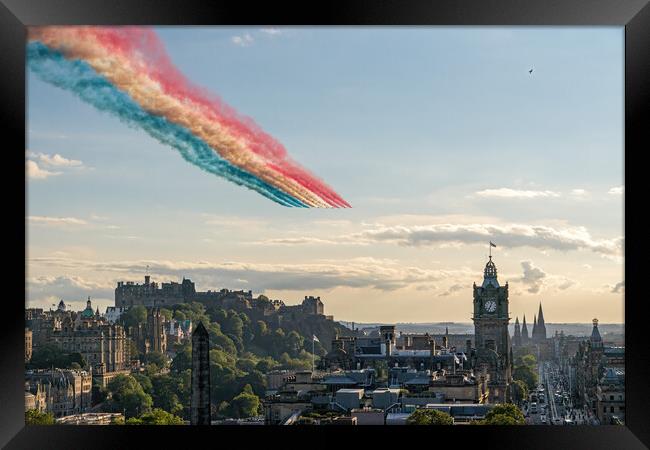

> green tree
[133,373,153,395]
[173,310,186,322]
[28,344,85,370]
[137,408,184,425]
[229,388,260,419]
[511,380,529,405]
[151,374,184,416]
[406,409,454,425]
[513,365,539,391]
[144,351,169,369]
[121,305,147,329]
[171,345,192,373]
[25,409,55,425]
[255,357,277,373]
[482,403,525,425]
[106,374,153,418]
[159,308,173,321]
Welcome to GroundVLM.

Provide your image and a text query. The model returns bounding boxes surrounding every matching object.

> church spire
[521,315,529,342]
[513,317,522,347]
[538,302,545,325]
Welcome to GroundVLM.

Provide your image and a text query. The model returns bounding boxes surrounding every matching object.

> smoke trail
[88,27,351,207]
[27,27,351,208]
[28,41,307,207]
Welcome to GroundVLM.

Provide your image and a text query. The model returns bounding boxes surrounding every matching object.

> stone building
[25,369,92,417]
[301,296,324,315]
[49,300,129,386]
[596,367,625,424]
[129,307,168,355]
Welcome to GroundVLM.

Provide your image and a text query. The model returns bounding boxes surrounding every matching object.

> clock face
[485,300,497,313]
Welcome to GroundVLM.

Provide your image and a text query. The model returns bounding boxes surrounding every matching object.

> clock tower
[472,255,512,403]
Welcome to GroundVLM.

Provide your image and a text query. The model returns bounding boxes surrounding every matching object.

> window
[610,406,615,413]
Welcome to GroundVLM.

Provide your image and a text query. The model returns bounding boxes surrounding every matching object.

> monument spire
[191,321,211,425]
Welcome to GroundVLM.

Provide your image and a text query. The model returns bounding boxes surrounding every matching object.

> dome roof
[482,256,500,288]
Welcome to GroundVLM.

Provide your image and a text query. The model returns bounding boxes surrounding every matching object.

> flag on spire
[490,241,496,247]
[313,335,320,342]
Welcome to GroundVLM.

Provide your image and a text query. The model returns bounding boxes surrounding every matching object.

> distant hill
[339,321,624,338]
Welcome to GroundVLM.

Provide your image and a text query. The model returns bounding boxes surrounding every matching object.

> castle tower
[536,302,547,342]
[521,315,529,345]
[190,322,211,425]
[513,317,522,347]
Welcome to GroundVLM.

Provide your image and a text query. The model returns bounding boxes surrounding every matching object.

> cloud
[260,28,284,36]
[26,151,86,180]
[582,264,592,270]
[557,278,576,290]
[440,283,465,297]
[231,33,254,47]
[27,275,114,304]
[608,186,623,195]
[31,152,83,167]
[29,257,475,293]
[28,216,88,226]
[26,160,61,179]
[570,189,589,198]
[349,223,622,257]
[519,260,547,294]
[610,281,624,294]
[474,188,561,199]
[256,221,622,261]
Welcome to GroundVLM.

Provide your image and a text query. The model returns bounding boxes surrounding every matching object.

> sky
[26,26,624,324]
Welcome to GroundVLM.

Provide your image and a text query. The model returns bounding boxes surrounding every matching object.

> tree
[144,351,169,370]
[482,403,525,425]
[159,308,173,321]
[255,357,277,373]
[521,354,537,368]
[173,310,186,322]
[151,374,184,416]
[137,408,184,425]
[229,388,260,418]
[133,373,153,395]
[28,344,85,370]
[512,380,529,405]
[406,409,454,425]
[121,305,148,330]
[171,345,192,373]
[482,413,520,425]
[513,365,539,391]
[25,409,55,425]
[106,374,153,418]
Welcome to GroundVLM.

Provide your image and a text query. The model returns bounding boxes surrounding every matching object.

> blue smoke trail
[27,41,306,207]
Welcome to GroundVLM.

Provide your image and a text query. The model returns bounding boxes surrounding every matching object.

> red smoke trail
[89,27,350,207]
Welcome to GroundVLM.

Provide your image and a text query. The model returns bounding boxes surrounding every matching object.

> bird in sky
[529,68,534,74]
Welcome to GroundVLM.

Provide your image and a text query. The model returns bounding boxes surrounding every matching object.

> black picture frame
[2,0,648,448]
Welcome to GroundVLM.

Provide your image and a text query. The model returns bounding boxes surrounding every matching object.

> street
[522,361,600,425]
